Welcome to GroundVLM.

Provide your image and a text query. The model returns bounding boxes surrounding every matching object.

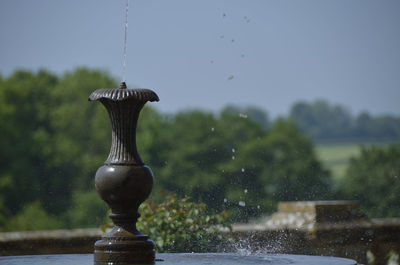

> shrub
[101,193,231,252]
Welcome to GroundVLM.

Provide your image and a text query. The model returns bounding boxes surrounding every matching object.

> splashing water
[122,0,130,83]
[226,231,289,256]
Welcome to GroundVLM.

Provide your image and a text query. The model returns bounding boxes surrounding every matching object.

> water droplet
[232,156,235,160]
[241,168,245,172]
[224,198,228,203]
[232,148,236,153]
[239,113,248,118]
[211,127,215,132]
[244,189,248,194]
[257,205,260,209]
[239,201,246,207]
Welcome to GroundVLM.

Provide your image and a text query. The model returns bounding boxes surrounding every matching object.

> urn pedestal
[89,83,159,265]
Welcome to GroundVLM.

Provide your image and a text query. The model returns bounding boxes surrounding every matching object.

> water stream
[122,0,130,83]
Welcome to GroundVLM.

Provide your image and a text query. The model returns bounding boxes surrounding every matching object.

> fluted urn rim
[88,88,159,102]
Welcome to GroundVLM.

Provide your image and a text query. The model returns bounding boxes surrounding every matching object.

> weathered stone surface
[266,201,366,228]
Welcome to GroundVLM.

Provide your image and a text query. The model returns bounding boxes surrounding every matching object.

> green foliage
[222,119,331,220]
[152,110,260,212]
[0,68,335,232]
[139,194,230,252]
[0,68,116,230]
[65,190,108,228]
[145,110,331,221]
[0,70,60,216]
[3,67,400,233]
[102,193,230,253]
[290,99,353,140]
[339,144,400,217]
[50,68,116,191]
[3,201,64,232]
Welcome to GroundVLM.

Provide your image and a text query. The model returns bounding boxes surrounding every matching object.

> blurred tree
[50,68,116,191]
[368,115,400,140]
[290,99,353,140]
[354,112,373,138]
[0,68,336,230]
[339,144,400,217]
[151,110,231,208]
[145,108,331,221]
[0,68,118,230]
[65,190,108,228]
[222,119,331,220]
[0,70,59,216]
[4,201,64,232]
[290,100,400,142]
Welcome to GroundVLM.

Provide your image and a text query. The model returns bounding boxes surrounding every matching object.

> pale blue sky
[1,0,399,117]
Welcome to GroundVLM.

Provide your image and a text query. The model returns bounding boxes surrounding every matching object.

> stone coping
[1,217,398,248]
[232,219,391,232]
[0,228,103,242]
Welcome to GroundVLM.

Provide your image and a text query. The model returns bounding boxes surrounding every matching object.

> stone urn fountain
[88,82,159,265]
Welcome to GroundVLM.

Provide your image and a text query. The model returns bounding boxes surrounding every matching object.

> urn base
[94,232,155,265]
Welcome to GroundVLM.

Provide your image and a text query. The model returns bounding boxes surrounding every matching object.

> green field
[315,143,361,180]
[315,141,395,180]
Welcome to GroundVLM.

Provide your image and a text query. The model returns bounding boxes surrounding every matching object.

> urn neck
[101,98,144,165]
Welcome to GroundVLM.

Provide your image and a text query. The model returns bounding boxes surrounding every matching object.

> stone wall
[231,201,400,265]
[0,201,399,265]
[0,229,101,256]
